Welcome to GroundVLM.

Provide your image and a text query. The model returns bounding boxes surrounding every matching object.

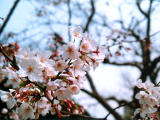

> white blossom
[62,43,80,60]
[0,27,106,119]
[16,47,35,59]
[47,81,57,91]
[80,34,97,52]
[37,97,51,116]
[69,84,80,94]
[17,103,35,120]
[70,26,82,40]
[55,88,72,100]
[135,80,160,119]
[54,60,67,72]
[0,91,16,109]
[18,58,43,82]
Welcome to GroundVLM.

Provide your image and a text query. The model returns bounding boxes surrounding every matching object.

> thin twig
[67,0,72,41]
[0,0,20,36]
[0,44,19,70]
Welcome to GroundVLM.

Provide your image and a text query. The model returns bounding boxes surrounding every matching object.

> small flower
[37,97,51,116]
[53,99,60,104]
[16,47,35,60]
[17,103,35,120]
[135,91,148,104]
[18,58,43,82]
[136,79,144,88]
[135,80,160,119]
[80,34,97,52]
[144,81,154,90]
[69,84,80,94]
[36,50,54,66]
[47,81,57,91]
[70,26,82,39]
[54,60,67,72]
[148,87,160,98]
[1,108,8,114]
[147,96,158,106]
[55,88,72,100]
[5,77,21,88]
[72,60,86,76]
[0,91,16,109]
[134,108,146,118]
[43,66,56,78]
[2,67,21,88]
[62,43,80,60]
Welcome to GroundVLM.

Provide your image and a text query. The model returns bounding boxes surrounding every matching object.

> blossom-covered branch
[0,26,106,120]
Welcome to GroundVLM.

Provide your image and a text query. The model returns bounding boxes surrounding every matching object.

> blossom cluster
[0,27,105,120]
[134,80,160,119]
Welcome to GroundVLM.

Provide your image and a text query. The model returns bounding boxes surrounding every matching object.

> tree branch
[0,0,20,36]
[104,101,132,120]
[81,89,123,120]
[105,96,128,104]
[67,0,72,41]
[136,0,148,17]
[61,113,105,120]
[0,44,19,70]
[86,72,98,94]
[83,0,95,32]
[105,96,134,109]
[103,59,142,70]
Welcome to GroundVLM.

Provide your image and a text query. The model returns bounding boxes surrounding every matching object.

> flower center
[25,106,31,112]
[57,63,62,68]
[74,32,79,37]
[23,53,28,58]
[27,65,34,73]
[71,86,77,92]
[40,57,46,63]
[67,47,74,54]
[81,43,88,50]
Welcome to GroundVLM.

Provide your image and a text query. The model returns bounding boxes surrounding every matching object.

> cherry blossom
[70,26,82,40]
[62,43,80,60]
[134,80,160,119]
[17,103,35,120]
[0,90,16,109]
[0,26,106,119]
[18,58,43,82]
[54,60,68,72]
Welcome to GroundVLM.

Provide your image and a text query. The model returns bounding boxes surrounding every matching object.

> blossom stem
[0,44,19,70]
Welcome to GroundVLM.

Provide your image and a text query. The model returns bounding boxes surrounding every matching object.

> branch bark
[83,0,95,32]
[103,59,142,70]
[81,89,123,120]
[0,0,20,36]
[67,0,72,41]
[86,72,98,94]
[0,44,19,70]
[136,0,148,17]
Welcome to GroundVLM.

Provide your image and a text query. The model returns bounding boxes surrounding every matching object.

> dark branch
[104,101,132,120]
[81,89,123,120]
[61,113,105,120]
[136,0,148,17]
[103,59,142,70]
[0,44,19,70]
[83,0,95,32]
[0,0,20,36]
[105,96,134,108]
[86,72,98,94]
[67,0,72,41]
[105,96,129,105]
